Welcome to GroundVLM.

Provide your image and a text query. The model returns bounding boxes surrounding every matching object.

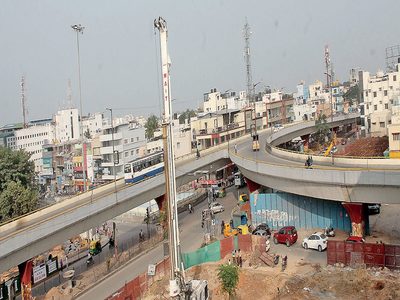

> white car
[274,124,284,132]
[302,232,328,252]
[210,202,224,214]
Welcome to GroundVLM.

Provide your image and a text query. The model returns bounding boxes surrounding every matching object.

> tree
[84,128,92,139]
[315,114,330,143]
[144,115,159,140]
[0,146,38,222]
[282,93,293,100]
[217,263,241,300]
[343,84,359,107]
[178,109,196,124]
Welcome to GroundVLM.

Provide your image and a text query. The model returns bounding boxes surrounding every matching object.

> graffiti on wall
[252,209,298,228]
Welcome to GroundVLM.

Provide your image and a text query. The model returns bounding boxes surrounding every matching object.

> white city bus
[124,152,164,184]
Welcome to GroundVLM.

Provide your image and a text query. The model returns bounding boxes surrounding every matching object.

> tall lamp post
[325,72,334,165]
[105,108,117,191]
[253,80,262,135]
[71,24,87,191]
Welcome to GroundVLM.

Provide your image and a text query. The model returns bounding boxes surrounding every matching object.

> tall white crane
[154,16,182,297]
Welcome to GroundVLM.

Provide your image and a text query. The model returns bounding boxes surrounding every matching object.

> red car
[346,236,365,243]
[273,226,298,247]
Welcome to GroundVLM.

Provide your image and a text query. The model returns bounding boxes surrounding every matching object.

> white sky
[1,1,399,126]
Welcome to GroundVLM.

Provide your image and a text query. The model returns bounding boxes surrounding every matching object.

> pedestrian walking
[60,259,63,270]
[65,256,69,269]
[221,220,225,235]
[232,249,236,265]
[197,149,200,159]
[234,144,237,154]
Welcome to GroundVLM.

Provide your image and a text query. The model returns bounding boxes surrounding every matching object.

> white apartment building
[54,108,80,143]
[293,104,317,122]
[82,112,104,138]
[6,119,55,173]
[359,66,400,136]
[388,105,400,157]
[100,122,146,180]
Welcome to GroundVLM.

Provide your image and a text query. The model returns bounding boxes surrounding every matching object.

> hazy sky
[1,1,399,126]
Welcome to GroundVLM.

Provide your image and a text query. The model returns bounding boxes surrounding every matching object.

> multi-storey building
[359,66,400,136]
[100,122,146,181]
[54,108,80,143]
[293,81,310,105]
[82,112,105,138]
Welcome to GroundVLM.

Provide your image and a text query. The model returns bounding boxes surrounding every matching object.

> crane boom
[154,16,181,297]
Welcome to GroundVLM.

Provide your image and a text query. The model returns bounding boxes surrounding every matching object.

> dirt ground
[142,252,400,300]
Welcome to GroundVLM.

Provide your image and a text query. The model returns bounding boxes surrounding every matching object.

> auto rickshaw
[239,194,249,205]
[89,239,102,255]
[218,187,226,198]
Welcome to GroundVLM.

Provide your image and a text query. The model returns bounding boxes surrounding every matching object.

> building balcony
[100,144,123,155]
[100,132,122,142]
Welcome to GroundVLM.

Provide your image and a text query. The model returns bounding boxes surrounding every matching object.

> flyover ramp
[0,146,230,274]
[231,115,400,205]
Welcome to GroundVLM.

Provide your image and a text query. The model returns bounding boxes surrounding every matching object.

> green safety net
[182,240,222,269]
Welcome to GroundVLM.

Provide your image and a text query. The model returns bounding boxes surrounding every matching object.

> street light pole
[71,24,87,192]
[106,108,116,191]
[325,72,334,165]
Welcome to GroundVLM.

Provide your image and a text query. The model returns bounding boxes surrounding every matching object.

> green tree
[0,181,38,222]
[315,114,330,143]
[178,109,196,124]
[144,115,159,140]
[217,263,241,300]
[0,146,38,222]
[84,128,92,139]
[282,93,293,100]
[343,84,360,107]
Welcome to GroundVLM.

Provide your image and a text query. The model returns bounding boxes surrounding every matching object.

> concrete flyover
[230,114,400,205]
[0,145,231,274]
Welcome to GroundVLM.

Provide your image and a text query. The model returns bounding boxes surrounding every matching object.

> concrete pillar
[301,134,310,150]
[342,203,365,237]
[244,177,261,194]
[155,194,166,211]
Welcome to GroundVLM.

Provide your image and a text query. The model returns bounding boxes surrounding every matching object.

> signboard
[46,257,58,275]
[148,264,156,276]
[199,180,219,185]
[33,264,47,284]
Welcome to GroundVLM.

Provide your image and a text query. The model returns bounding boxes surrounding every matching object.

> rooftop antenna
[242,17,253,106]
[20,76,29,128]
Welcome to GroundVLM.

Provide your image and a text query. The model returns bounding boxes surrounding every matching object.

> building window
[394,75,397,81]
[384,90,388,96]
[380,122,385,128]
[385,103,388,109]
[125,151,129,157]
[136,149,139,154]
[124,139,128,144]
[394,133,400,141]
[131,138,134,143]
[131,150,134,155]
[136,137,139,142]
[374,105,377,110]
[373,91,377,97]
[177,142,180,149]
[365,91,368,97]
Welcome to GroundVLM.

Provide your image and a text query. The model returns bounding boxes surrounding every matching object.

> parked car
[368,203,381,214]
[252,223,271,238]
[302,232,328,252]
[273,226,298,247]
[210,202,224,214]
[346,236,365,243]
[253,230,269,237]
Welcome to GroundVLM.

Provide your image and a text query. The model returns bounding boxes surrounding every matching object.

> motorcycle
[86,255,93,267]
[281,255,287,271]
[325,227,335,237]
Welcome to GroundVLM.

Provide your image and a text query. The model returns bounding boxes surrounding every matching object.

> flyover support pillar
[342,203,365,237]
[300,134,310,151]
[244,177,261,194]
[155,194,166,211]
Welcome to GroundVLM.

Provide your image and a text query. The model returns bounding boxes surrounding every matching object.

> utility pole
[106,108,117,192]
[71,24,87,191]
[242,17,253,107]
[325,45,334,165]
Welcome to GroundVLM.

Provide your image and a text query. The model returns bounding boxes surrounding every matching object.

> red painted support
[244,177,261,193]
[342,203,365,237]
[155,194,165,211]
[301,134,310,150]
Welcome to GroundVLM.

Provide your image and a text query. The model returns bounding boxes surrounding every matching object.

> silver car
[210,202,224,214]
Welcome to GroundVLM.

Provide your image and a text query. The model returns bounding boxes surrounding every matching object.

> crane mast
[154,17,182,297]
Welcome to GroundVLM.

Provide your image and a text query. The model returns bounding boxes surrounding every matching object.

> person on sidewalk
[237,249,242,267]
[232,249,236,265]
[234,144,237,154]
